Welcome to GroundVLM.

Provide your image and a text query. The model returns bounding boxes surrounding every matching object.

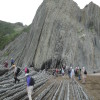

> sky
[0,0,100,25]
[74,0,100,8]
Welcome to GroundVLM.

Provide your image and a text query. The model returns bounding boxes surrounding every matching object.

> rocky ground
[0,66,93,100]
[77,74,100,100]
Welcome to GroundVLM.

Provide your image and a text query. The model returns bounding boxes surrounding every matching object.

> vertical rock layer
[1,0,100,72]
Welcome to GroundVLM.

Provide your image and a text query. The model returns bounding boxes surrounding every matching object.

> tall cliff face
[81,2,100,35]
[1,0,100,72]
[80,2,100,71]
[22,0,82,69]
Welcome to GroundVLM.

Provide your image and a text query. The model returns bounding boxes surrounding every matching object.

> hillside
[0,21,30,50]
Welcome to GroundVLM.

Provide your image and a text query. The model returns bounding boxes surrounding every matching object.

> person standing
[81,67,87,83]
[71,68,75,80]
[62,67,64,76]
[55,68,58,77]
[77,67,81,80]
[68,67,71,78]
[25,68,35,100]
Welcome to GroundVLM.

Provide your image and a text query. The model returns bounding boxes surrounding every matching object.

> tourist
[62,67,64,76]
[71,68,75,80]
[13,64,20,83]
[77,67,81,80]
[75,67,78,76]
[81,67,87,83]
[25,68,35,100]
[55,68,58,77]
[4,61,8,68]
[70,67,72,78]
[68,67,71,78]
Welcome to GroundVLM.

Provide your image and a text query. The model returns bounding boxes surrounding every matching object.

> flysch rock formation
[0,0,100,72]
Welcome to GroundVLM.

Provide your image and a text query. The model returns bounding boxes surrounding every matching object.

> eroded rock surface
[0,0,100,72]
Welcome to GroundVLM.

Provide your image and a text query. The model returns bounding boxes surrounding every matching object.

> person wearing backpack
[81,67,87,83]
[25,69,35,100]
[13,64,20,83]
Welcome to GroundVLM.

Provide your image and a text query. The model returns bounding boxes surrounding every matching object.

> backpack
[29,77,35,86]
[84,70,87,75]
[27,68,29,73]
[17,67,20,74]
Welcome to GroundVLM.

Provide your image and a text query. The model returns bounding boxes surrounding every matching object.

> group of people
[3,58,88,99]
[52,67,65,77]
[52,65,87,84]
[3,58,14,68]
[68,66,87,83]
[4,58,20,84]
[3,58,35,100]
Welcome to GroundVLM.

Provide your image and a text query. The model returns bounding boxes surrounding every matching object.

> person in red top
[56,68,58,73]
[4,61,8,68]
[55,68,58,77]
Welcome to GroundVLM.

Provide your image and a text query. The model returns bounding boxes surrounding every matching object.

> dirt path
[76,75,100,100]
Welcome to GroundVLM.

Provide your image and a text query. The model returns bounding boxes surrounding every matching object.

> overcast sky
[0,0,99,25]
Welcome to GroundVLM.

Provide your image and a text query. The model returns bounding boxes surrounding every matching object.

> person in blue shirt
[25,69,34,100]
[11,58,14,66]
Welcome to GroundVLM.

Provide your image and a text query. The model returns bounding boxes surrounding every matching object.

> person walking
[13,64,20,83]
[25,68,35,100]
[4,61,8,68]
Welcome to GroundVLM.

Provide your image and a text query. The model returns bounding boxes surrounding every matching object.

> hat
[83,67,85,69]
[25,73,29,77]
[70,67,72,69]
[12,64,16,67]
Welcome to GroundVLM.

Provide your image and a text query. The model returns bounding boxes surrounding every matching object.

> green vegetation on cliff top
[0,20,30,50]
